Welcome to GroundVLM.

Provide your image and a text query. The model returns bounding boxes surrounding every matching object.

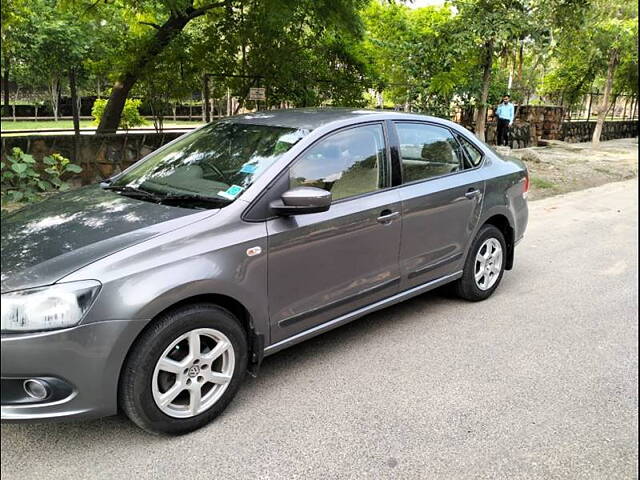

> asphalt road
[1,180,638,480]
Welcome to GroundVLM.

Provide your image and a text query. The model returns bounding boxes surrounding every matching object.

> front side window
[395,123,465,183]
[112,122,307,207]
[289,124,386,201]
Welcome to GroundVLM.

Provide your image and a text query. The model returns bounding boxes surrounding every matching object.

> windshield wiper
[101,184,161,201]
[102,184,227,209]
[157,192,229,208]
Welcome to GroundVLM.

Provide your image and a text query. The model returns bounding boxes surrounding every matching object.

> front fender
[63,204,270,343]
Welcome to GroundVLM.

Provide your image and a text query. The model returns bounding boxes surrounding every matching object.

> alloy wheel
[474,237,503,291]
[151,328,235,418]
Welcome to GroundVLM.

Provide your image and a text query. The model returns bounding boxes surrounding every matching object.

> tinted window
[395,123,464,183]
[289,124,386,201]
[457,133,484,167]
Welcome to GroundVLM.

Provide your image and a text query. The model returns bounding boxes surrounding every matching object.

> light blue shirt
[495,102,515,122]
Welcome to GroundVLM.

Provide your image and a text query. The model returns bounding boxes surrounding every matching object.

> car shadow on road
[0,286,463,444]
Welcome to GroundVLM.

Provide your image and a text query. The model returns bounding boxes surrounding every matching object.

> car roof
[224,108,445,131]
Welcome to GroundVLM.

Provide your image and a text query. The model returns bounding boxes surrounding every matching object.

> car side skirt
[263,270,463,356]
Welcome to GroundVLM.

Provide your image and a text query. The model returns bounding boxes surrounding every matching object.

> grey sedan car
[1,109,528,434]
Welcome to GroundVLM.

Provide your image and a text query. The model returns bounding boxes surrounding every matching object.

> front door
[392,122,485,289]
[267,123,402,343]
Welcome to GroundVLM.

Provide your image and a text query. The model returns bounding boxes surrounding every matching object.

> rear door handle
[465,188,481,199]
[377,210,400,224]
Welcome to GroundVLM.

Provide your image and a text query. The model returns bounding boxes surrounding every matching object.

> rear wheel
[455,225,506,301]
[119,303,247,435]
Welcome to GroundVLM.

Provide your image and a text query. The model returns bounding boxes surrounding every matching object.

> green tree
[450,0,590,140]
[589,0,638,145]
[5,1,97,119]
[361,2,471,116]
[74,0,369,133]
[451,0,537,140]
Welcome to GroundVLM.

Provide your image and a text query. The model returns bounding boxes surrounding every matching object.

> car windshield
[110,122,307,208]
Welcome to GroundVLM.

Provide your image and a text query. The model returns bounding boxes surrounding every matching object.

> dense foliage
[1,0,637,137]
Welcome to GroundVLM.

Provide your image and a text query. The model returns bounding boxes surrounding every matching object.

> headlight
[1,280,101,333]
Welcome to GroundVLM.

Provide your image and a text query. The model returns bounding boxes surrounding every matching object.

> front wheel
[119,303,248,435]
[455,225,506,301]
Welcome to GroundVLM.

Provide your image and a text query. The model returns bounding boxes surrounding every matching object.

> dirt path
[508,137,638,200]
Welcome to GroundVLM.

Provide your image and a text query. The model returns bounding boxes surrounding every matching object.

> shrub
[1,148,82,205]
[92,98,146,130]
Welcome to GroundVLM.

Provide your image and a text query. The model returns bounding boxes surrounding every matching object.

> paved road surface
[1,180,638,480]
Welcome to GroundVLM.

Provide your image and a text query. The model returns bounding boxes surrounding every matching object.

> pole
[586,92,594,121]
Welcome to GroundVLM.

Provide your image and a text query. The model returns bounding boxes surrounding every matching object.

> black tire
[119,303,248,435]
[455,224,507,302]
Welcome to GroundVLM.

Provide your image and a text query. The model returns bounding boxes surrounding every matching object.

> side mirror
[270,187,332,216]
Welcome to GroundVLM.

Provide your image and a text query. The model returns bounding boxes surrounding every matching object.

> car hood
[1,185,216,292]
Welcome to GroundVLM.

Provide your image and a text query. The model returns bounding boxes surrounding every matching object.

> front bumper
[1,319,148,422]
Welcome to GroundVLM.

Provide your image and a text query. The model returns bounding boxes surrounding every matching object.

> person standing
[495,94,515,147]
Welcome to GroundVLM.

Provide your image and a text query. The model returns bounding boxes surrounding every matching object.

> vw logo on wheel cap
[187,365,200,377]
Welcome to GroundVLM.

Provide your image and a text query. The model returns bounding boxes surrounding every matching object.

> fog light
[23,379,50,400]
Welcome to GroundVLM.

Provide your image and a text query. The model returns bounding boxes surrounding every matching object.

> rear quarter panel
[479,154,529,243]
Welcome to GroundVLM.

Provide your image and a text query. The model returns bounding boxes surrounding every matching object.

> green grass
[530,176,555,189]
[1,119,95,130]
[1,119,205,131]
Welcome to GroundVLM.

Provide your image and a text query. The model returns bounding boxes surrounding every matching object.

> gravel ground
[510,137,638,200]
[1,179,638,480]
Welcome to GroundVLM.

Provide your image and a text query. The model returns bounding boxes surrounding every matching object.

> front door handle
[465,188,481,199]
[377,210,400,224]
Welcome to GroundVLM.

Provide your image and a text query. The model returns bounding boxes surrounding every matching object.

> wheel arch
[481,213,515,270]
[118,292,265,399]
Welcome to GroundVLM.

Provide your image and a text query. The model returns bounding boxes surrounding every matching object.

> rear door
[391,121,485,289]
[267,123,402,343]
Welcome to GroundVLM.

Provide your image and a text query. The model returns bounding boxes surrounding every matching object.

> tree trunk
[475,39,494,142]
[96,6,214,134]
[592,49,619,146]
[2,59,9,107]
[517,40,524,86]
[69,69,81,163]
[202,75,210,122]
[49,78,60,121]
[69,70,80,134]
[587,91,595,120]
[609,94,617,120]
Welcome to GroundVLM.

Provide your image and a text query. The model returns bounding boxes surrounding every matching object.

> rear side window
[457,133,484,167]
[395,123,465,183]
[289,124,386,201]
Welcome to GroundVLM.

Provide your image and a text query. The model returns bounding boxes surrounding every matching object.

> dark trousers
[496,118,510,146]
